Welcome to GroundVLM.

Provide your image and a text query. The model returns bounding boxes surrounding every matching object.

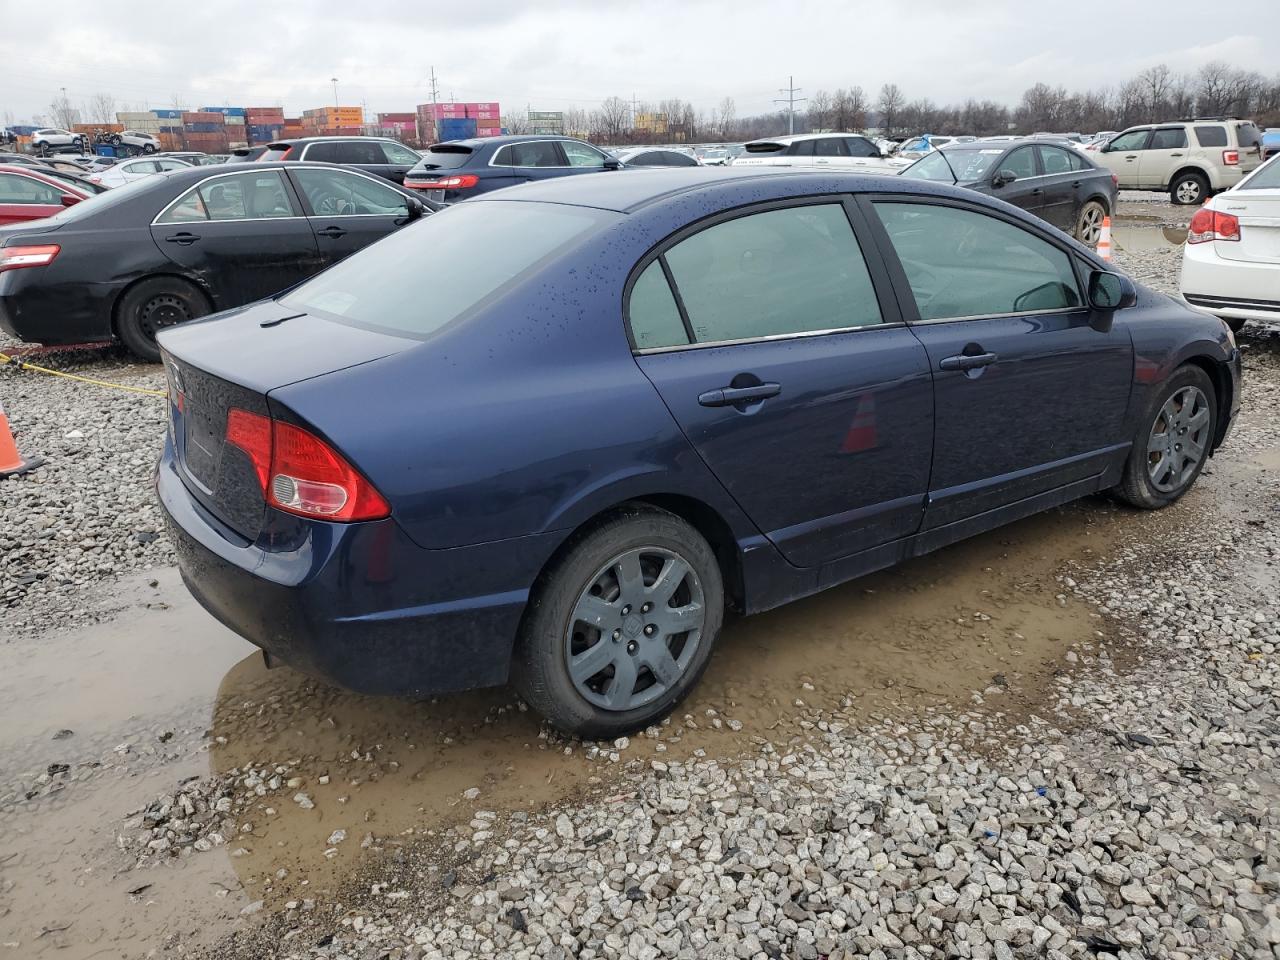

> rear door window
[1194,126,1228,148]
[814,138,848,157]
[1149,128,1188,150]
[627,261,689,349]
[1038,145,1077,174]
[664,151,698,166]
[504,141,563,167]
[661,203,884,343]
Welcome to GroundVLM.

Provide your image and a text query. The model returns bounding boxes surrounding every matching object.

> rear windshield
[1236,122,1262,148]
[1241,157,1280,189]
[416,144,474,170]
[745,142,787,154]
[278,201,613,338]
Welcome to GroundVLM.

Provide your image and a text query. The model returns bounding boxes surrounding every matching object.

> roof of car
[743,133,869,146]
[427,134,582,150]
[939,137,1083,151]
[268,136,402,146]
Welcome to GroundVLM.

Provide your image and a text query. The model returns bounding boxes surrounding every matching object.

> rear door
[151,169,322,305]
[1137,127,1189,189]
[495,140,571,184]
[865,197,1133,530]
[0,172,66,224]
[1036,143,1085,231]
[631,198,935,567]
[289,166,417,266]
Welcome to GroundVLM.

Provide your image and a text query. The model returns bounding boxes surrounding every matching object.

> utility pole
[330,77,339,107]
[426,66,440,143]
[631,93,639,128]
[774,75,805,135]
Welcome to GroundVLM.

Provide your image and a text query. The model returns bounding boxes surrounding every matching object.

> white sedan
[89,155,192,188]
[1180,154,1280,332]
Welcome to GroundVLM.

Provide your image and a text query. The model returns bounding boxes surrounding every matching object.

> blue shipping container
[438,118,477,141]
[202,107,247,117]
[153,109,183,119]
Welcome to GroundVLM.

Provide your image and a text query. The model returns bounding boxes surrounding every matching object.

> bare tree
[594,96,631,143]
[1137,64,1171,123]
[564,107,590,138]
[49,92,78,130]
[86,92,118,125]
[718,96,736,139]
[807,90,832,132]
[877,83,904,137]
[503,110,531,135]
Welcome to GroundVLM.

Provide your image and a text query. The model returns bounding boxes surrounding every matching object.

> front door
[288,167,416,267]
[989,145,1044,217]
[150,169,322,307]
[628,199,935,568]
[865,197,1133,528]
[1102,129,1150,187]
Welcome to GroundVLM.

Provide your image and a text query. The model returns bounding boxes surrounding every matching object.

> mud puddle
[1111,224,1188,251]
[0,493,1207,956]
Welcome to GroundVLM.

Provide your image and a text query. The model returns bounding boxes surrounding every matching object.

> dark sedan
[256,137,424,183]
[157,168,1240,738]
[402,135,620,203]
[901,138,1118,246]
[0,162,433,361]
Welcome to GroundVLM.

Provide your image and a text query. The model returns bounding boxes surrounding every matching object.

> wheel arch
[1167,164,1212,191]
[1179,353,1233,453]
[110,272,215,340]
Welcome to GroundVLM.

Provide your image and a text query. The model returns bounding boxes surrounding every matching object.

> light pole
[331,77,339,107]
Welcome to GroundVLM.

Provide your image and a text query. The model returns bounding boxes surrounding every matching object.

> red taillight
[0,244,60,272]
[1222,150,1239,165]
[1187,207,1240,244]
[404,174,478,190]
[224,409,390,522]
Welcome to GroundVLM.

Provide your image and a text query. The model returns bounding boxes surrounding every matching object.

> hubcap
[564,547,705,712]
[1176,180,1201,203]
[1079,204,1104,245]
[1147,386,1210,493]
[139,294,190,340]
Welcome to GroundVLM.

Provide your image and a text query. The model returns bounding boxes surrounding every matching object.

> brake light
[224,409,390,522]
[0,244,61,272]
[404,174,479,190]
[1223,150,1239,165]
[1187,207,1240,243]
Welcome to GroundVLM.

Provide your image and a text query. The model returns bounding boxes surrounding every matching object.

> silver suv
[1094,118,1264,204]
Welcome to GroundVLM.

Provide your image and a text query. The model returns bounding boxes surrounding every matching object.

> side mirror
[60,194,80,207]
[1087,269,1136,331]
[603,159,621,171]
[993,170,1016,188]
[407,197,427,220]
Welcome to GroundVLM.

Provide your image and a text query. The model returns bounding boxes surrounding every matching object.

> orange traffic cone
[1097,215,1112,261]
[0,400,44,479]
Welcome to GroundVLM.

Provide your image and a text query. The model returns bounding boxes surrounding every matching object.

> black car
[900,138,1118,246]
[0,162,434,361]
[257,137,424,183]
[0,152,49,168]
[403,135,620,203]
[614,147,701,167]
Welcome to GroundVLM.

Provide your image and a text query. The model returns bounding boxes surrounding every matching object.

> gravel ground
[2,199,1279,959]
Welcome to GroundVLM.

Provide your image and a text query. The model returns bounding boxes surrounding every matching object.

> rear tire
[513,504,724,739]
[1170,171,1209,206]
[1074,199,1107,246]
[143,143,156,154]
[1113,364,1216,509]
[115,277,210,362]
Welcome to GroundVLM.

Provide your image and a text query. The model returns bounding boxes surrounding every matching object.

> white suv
[32,128,87,152]
[1094,118,1264,204]
[111,130,159,152]
[731,133,896,174]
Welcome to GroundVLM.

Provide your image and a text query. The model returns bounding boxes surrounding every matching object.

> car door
[150,169,322,306]
[495,140,567,184]
[631,199,935,568]
[844,136,893,173]
[807,137,851,170]
[1100,129,1150,187]
[0,172,68,225]
[864,197,1133,532]
[560,139,615,178]
[289,166,417,267]
[1138,127,1189,189]
[1036,144,1083,231]
[988,146,1044,216]
[118,160,160,183]
[376,139,423,183]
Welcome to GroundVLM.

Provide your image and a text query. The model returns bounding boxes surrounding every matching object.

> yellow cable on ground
[0,352,166,398]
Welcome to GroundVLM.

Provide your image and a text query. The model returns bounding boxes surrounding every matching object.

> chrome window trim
[907,305,1086,326]
[634,320,906,355]
[487,138,608,170]
[297,139,402,163]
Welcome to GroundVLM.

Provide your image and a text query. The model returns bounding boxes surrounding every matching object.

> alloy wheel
[564,547,705,712]
[1175,179,1202,204]
[1147,386,1210,493]
[1079,204,1105,246]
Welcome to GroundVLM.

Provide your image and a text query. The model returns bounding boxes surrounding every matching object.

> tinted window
[663,204,883,343]
[419,144,472,170]
[1038,145,1077,174]
[845,137,880,158]
[203,171,294,220]
[304,142,377,164]
[1194,126,1228,148]
[1240,157,1280,189]
[1236,123,1262,148]
[280,202,608,337]
[813,138,847,157]
[790,140,817,157]
[998,146,1037,179]
[380,141,421,164]
[1150,128,1188,150]
[1108,130,1150,151]
[627,152,661,166]
[293,168,409,216]
[505,141,563,167]
[0,173,63,204]
[627,260,689,349]
[744,141,787,154]
[664,151,698,166]
[872,202,1081,320]
[562,141,607,167]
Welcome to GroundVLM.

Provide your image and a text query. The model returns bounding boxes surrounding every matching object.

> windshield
[279,200,614,338]
[916,148,1003,182]
[1240,156,1280,190]
[899,151,956,182]
[44,174,159,222]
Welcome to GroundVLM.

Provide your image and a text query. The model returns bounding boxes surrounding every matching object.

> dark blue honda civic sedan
[157,168,1241,737]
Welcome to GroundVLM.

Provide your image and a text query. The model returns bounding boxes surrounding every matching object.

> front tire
[1170,171,1209,206]
[115,277,210,362]
[1074,199,1107,247]
[513,505,724,739]
[1113,364,1216,509]
[143,143,156,154]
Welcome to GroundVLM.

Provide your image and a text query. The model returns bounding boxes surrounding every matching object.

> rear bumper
[0,272,116,345]
[157,440,565,697]
[1180,242,1280,326]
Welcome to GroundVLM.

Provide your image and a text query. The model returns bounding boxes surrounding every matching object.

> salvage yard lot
[1,197,1278,959]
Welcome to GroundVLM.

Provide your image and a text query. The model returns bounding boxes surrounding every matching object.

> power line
[774,75,805,135]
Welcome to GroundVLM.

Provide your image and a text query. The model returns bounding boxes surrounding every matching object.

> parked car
[900,138,1118,246]
[256,136,424,184]
[79,156,120,176]
[31,128,87,153]
[229,146,270,163]
[110,130,160,153]
[0,164,97,225]
[30,166,107,198]
[1262,130,1280,161]
[733,133,896,174]
[1085,131,1118,150]
[157,152,216,166]
[90,155,193,188]
[402,135,621,203]
[1180,153,1280,332]
[1093,118,1264,204]
[0,152,49,168]
[891,135,955,166]
[700,148,732,166]
[36,157,95,175]
[614,147,701,167]
[0,162,435,360]
[153,167,1239,737]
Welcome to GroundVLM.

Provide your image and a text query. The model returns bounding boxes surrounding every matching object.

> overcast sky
[3,0,1277,123]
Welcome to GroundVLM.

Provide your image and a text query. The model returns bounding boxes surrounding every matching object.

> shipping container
[153,109,184,119]
[438,118,478,141]
[182,112,224,124]
[377,112,416,123]
[201,107,247,117]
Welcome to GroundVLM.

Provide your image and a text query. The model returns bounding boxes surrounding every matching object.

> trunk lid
[1216,189,1280,264]
[159,300,416,540]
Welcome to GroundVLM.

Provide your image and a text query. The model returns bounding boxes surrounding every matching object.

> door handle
[1125,155,1137,161]
[698,382,781,407]
[1072,180,1082,188]
[165,233,199,245]
[316,226,347,238]
[1030,188,1043,196]
[939,352,997,371]
[1170,152,1184,157]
